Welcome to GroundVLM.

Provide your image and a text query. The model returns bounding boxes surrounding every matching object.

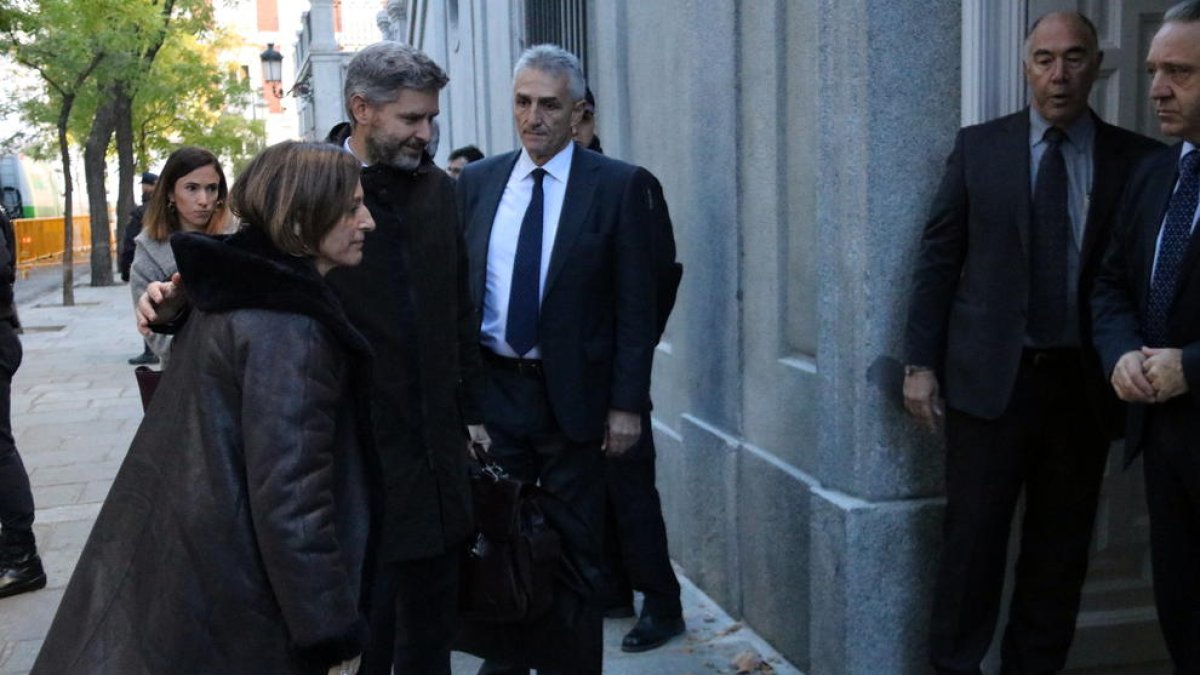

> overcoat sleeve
[1090,182,1147,381]
[608,167,658,414]
[239,314,367,666]
[449,180,484,425]
[130,237,175,359]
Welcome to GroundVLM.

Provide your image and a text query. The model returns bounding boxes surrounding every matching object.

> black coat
[118,204,145,281]
[326,123,483,562]
[905,109,1162,428]
[1093,142,1200,464]
[33,228,377,674]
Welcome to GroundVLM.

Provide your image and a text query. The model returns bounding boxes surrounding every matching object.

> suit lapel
[543,149,599,297]
[468,151,520,303]
[996,112,1033,264]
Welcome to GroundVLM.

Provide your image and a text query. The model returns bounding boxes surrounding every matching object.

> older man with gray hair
[1092,2,1200,670]
[456,43,663,674]
[325,41,488,675]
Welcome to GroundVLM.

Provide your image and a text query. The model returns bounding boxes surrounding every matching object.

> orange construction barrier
[12,215,95,268]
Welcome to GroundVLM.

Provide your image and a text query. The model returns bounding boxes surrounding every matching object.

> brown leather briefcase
[459,452,561,623]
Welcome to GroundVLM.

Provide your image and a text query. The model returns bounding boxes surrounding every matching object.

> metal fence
[12,215,94,269]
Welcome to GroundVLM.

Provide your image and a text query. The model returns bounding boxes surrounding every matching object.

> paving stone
[29,483,84,509]
[0,639,41,675]
[78,479,114,504]
[35,387,126,403]
[34,503,103,526]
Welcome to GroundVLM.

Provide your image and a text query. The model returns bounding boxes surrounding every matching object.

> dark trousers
[603,414,682,619]
[930,350,1108,675]
[0,323,31,543]
[478,363,605,675]
[361,548,460,675]
[1142,405,1200,674]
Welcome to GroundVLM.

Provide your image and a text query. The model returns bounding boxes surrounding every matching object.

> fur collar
[170,228,372,361]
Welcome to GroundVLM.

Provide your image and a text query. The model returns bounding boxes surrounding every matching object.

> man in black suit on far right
[1092,2,1200,670]
[457,44,661,675]
[903,11,1161,675]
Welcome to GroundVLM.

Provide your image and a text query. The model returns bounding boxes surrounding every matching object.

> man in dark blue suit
[903,11,1161,675]
[456,44,662,675]
[1092,3,1200,670]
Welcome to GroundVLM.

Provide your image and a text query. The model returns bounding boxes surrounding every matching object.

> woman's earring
[168,201,176,213]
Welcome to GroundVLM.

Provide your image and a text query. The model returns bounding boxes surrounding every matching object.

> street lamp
[259,43,284,99]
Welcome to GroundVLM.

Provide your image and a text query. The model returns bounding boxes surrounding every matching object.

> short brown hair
[228,141,361,256]
[144,146,229,241]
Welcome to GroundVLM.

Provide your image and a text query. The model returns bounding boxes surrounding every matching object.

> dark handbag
[459,450,561,623]
[133,366,161,412]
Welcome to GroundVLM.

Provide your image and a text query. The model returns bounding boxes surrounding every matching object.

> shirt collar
[513,141,575,185]
[1029,107,1095,150]
[1181,141,1198,168]
[343,136,369,167]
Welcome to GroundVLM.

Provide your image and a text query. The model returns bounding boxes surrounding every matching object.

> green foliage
[2,0,265,172]
[134,28,266,171]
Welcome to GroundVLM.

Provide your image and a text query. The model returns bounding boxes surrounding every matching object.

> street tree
[0,0,135,305]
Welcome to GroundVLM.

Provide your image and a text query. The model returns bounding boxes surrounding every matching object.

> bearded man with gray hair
[325,41,489,675]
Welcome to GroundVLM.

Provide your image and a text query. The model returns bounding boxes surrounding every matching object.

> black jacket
[0,211,15,323]
[33,228,377,674]
[1093,143,1200,464]
[905,109,1162,428]
[458,148,659,441]
[326,123,483,562]
[118,204,145,280]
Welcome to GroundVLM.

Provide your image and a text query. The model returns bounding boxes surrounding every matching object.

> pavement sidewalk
[0,277,801,675]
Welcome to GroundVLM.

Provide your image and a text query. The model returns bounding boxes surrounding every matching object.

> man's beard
[365,133,424,171]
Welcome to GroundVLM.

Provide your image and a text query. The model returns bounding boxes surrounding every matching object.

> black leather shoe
[620,614,685,652]
[128,352,160,365]
[0,548,47,599]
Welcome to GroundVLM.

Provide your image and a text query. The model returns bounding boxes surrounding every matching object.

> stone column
[808,1,961,673]
[308,0,346,137]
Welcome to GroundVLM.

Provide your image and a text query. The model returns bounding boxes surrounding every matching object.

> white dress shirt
[481,142,575,358]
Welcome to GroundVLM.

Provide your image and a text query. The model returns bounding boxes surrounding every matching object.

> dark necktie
[1146,150,1200,347]
[506,168,547,357]
[1028,126,1070,344]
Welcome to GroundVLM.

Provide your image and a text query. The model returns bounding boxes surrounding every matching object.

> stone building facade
[394,0,1177,672]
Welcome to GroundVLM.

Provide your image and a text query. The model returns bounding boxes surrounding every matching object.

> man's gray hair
[344,41,448,122]
[1023,12,1099,61]
[513,44,586,102]
[1165,0,1200,22]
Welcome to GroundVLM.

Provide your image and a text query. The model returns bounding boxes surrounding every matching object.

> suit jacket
[1092,142,1200,463]
[457,147,659,442]
[905,108,1162,423]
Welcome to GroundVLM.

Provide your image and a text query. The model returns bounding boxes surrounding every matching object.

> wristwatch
[904,365,933,376]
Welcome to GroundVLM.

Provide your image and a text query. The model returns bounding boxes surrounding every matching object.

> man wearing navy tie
[1092,2,1200,670]
[456,44,660,674]
[904,11,1161,674]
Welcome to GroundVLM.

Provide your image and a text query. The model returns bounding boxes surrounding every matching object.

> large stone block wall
[594,1,963,672]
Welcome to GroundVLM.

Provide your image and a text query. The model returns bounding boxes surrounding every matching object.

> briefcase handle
[471,443,509,482]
